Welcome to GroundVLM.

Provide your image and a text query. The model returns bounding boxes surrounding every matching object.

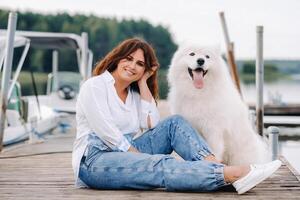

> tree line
[0,9,177,72]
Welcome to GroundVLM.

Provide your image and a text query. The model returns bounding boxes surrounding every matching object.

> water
[241,80,300,172]
[241,80,300,104]
[280,140,300,173]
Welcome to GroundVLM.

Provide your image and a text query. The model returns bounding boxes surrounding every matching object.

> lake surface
[241,80,300,104]
[280,140,300,173]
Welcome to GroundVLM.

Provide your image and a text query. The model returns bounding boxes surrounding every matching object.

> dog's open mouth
[188,67,208,89]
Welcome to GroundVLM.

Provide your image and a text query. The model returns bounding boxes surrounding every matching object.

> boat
[0,34,60,146]
[11,30,94,114]
[0,12,93,147]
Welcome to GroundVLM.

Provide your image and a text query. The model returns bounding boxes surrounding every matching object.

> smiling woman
[72,38,282,194]
[111,49,148,103]
[92,38,159,101]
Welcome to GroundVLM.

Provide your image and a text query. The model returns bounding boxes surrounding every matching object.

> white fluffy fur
[167,44,270,165]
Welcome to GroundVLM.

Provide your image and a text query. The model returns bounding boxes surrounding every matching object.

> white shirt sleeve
[78,81,131,152]
[139,98,160,129]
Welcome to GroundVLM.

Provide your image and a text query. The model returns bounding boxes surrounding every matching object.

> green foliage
[17,72,48,95]
[157,68,169,99]
[242,61,255,74]
[0,9,177,73]
[0,9,177,96]
[240,60,290,83]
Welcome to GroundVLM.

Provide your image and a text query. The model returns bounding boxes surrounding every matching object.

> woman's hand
[138,66,158,103]
[137,65,157,103]
[138,65,158,84]
[128,145,140,153]
[137,65,158,128]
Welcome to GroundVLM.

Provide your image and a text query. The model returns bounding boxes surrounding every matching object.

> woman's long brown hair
[93,38,160,101]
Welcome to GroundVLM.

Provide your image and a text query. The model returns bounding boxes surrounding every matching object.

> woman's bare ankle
[224,165,251,183]
[239,165,251,178]
[204,155,222,164]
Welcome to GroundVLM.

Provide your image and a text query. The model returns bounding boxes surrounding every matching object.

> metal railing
[0,12,18,151]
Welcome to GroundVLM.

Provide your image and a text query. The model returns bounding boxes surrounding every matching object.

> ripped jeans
[79,115,226,191]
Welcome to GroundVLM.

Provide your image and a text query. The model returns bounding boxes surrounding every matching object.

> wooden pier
[249,104,300,116]
[0,102,300,199]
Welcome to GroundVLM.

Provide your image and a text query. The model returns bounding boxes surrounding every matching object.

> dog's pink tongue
[192,70,204,89]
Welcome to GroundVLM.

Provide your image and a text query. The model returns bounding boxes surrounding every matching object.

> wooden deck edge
[280,155,300,182]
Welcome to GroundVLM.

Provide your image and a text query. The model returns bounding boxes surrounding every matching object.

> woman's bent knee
[165,114,187,125]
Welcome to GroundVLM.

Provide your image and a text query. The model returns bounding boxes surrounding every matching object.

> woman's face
[114,48,146,84]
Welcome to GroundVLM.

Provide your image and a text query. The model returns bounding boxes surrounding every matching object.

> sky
[1,0,300,59]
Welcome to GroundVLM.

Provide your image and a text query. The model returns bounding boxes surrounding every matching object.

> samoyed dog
[167,44,270,165]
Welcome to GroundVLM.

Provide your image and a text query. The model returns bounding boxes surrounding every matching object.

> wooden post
[219,12,243,97]
[227,42,242,94]
[256,26,264,136]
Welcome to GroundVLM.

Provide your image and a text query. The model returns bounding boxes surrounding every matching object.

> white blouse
[72,70,160,187]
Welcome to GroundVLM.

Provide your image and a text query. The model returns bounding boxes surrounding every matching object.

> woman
[72,38,281,194]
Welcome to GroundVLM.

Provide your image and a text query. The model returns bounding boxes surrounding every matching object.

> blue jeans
[79,115,226,191]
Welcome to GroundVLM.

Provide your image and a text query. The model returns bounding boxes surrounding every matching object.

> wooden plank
[0,153,299,199]
[280,156,300,182]
[1,118,300,199]
[249,104,300,116]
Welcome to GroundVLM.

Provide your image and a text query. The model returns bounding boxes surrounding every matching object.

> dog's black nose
[197,58,205,66]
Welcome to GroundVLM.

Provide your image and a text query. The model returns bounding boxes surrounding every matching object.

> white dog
[167,44,270,165]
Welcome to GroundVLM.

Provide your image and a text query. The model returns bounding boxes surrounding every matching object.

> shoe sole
[238,160,282,194]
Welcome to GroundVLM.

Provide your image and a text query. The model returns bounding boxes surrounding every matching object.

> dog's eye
[205,55,210,59]
[189,52,195,56]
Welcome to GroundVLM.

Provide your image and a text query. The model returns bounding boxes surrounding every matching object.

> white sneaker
[232,160,282,194]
